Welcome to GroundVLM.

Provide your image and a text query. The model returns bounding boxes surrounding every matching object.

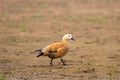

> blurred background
[0,0,120,80]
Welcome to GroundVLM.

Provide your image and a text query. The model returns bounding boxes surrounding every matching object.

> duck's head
[62,34,75,42]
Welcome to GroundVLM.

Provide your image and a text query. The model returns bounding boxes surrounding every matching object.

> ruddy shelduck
[34,34,75,65]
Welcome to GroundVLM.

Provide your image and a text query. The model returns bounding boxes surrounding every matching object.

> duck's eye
[68,36,71,37]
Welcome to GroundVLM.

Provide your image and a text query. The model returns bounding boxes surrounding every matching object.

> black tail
[34,49,44,57]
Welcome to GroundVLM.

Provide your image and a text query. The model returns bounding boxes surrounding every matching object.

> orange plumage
[34,34,75,65]
[43,42,69,58]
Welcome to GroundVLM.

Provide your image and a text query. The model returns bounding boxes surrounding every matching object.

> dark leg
[60,58,66,65]
[50,58,53,66]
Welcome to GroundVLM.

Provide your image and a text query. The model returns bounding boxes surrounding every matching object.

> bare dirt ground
[0,0,120,80]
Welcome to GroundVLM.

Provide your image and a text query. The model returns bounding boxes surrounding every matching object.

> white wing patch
[42,45,57,54]
[42,45,50,52]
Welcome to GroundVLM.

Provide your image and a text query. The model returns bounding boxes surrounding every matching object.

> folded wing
[42,42,69,58]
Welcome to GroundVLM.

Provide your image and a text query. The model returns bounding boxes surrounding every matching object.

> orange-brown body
[43,42,69,58]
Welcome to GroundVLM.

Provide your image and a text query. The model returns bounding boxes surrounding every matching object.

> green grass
[82,17,110,22]
[8,36,27,43]
[20,26,27,32]
[0,75,6,80]
[64,16,111,23]
[7,24,28,32]
[12,39,25,43]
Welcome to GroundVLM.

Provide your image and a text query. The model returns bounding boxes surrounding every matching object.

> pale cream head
[62,34,75,42]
